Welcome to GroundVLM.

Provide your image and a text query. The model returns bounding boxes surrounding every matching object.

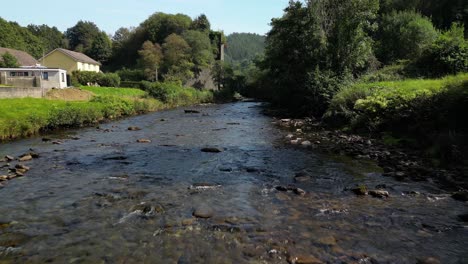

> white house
[0,67,67,89]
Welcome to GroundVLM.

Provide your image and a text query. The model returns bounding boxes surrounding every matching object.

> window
[61,73,65,82]
[43,72,48,80]
[9,72,16,77]
[23,72,29,77]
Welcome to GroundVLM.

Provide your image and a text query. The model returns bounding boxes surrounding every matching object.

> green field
[81,86,148,98]
[0,85,213,140]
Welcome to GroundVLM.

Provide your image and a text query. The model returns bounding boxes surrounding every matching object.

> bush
[377,11,439,63]
[121,81,143,89]
[139,81,213,106]
[99,73,121,87]
[414,23,468,77]
[116,68,146,81]
[72,71,121,87]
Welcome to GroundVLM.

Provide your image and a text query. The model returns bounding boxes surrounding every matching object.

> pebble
[288,255,323,264]
[301,141,312,146]
[184,110,200,114]
[416,257,441,264]
[19,155,32,162]
[193,206,214,218]
[369,190,389,198]
[128,126,141,131]
[5,156,14,162]
[293,188,306,196]
[137,139,152,143]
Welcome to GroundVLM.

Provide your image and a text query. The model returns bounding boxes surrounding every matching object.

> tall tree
[87,32,112,63]
[27,24,67,53]
[65,21,101,52]
[0,17,43,58]
[138,41,163,81]
[141,13,192,44]
[182,30,213,70]
[162,34,193,82]
[190,14,211,32]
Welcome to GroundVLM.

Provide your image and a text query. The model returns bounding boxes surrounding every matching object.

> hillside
[225,33,265,63]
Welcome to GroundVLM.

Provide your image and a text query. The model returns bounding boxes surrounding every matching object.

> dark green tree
[87,31,112,63]
[65,21,101,52]
[138,40,163,81]
[27,24,67,53]
[182,30,213,70]
[0,52,19,67]
[190,14,211,32]
[162,34,193,82]
[141,13,192,44]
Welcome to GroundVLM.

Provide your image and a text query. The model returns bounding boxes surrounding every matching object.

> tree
[260,0,379,116]
[27,24,67,53]
[190,14,211,32]
[225,33,266,63]
[0,52,19,67]
[138,41,163,81]
[378,11,439,63]
[141,13,192,44]
[0,17,44,58]
[182,30,213,70]
[87,32,112,63]
[162,34,193,82]
[65,21,101,52]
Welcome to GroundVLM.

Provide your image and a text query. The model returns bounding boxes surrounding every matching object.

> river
[0,102,467,263]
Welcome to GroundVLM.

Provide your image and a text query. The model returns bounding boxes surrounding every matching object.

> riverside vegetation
[0,84,213,140]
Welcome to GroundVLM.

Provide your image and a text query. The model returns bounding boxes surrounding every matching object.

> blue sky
[1,0,290,36]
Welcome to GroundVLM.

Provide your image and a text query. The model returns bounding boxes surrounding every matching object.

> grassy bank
[325,73,468,165]
[0,84,213,140]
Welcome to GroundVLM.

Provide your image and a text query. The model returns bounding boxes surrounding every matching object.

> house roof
[0,47,38,66]
[43,48,101,66]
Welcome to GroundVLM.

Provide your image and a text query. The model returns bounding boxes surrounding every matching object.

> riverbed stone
[293,188,306,196]
[128,126,141,131]
[369,190,389,198]
[5,155,14,162]
[184,110,200,114]
[452,191,468,202]
[0,175,8,181]
[201,147,223,153]
[19,154,32,162]
[137,139,152,143]
[416,257,441,264]
[193,206,214,218]
[352,185,368,196]
[15,164,30,171]
[288,255,323,264]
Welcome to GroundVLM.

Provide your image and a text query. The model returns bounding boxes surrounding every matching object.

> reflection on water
[0,103,467,263]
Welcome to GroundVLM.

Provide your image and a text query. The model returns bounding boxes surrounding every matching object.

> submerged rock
[128,126,141,131]
[193,206,214,218]
[184,110,200,114]
[201,147,223,153]
[416,257,441,264]
[452,191,468,202]
[19,155,32,162]
[137,139,152,143]
[4,156,14,162]
[189,183,221,191]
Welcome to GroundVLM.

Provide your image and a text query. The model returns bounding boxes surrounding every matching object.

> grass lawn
[81,86,148,98]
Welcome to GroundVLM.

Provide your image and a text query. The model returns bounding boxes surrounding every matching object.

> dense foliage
[0,52,19,68]
[225,33,265,63]
[72,71,121,87]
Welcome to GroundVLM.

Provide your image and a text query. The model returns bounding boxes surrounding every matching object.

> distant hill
[225,33,265,63]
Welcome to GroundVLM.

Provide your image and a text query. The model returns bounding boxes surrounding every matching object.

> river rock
[293,188,306,196]
[189,183,221,191]
[352,185,368,196]
[317,236,337,246]
[369,190,389,198]
[0,175,8,181]
[184,110,200,114]
[5,155,14,162]
[193,206,214,218]
[452,191,468,202]
[19,154,32,162]
[301,141,312,147]
[416,257,441,264]
[201,147,223,153]
[288,255,323,264]
[128,126,141,131]
[275,186,288,192]
[137,139,152,143]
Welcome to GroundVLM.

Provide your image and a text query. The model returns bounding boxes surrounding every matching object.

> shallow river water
[0,102,467,263]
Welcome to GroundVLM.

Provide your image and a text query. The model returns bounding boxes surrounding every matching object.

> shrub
[98,73,121,87]
[116,68,146,81]
[72,71,121,87]
[120,81,142,89]
[414,23,468,77]
[377,11,439,63]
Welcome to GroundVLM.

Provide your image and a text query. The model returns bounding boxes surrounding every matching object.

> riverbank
[0,85,213,141]
[274,116,468,193]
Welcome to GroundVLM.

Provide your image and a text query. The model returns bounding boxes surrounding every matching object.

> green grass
[325,73,468,128]
[81,86,148,98]
[0,84,214,140]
